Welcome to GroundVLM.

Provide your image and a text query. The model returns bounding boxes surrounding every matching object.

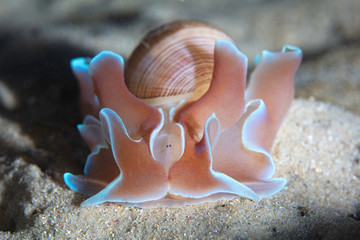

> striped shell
[125,21,233,100]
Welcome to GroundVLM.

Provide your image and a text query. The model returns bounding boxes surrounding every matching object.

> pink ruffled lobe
[212,100,286,197]
[64,147,119,197]
[211,46,302,197]
[67,51,170,206]
[90,51,162,139]
[243,178,286,198]
[168,113,259,202]
[245,45,302,152]
[64,116,119,196]
[174,40,247,141]
[212,100,274,182]
[80,108,169,206]
[77,115,107,151]
[70,58,100,117]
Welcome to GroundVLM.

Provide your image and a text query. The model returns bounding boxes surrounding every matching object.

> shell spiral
[125,21,233,100]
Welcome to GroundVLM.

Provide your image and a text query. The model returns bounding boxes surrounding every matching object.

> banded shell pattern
[125,21,233,101]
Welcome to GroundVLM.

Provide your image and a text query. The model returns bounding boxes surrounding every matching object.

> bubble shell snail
[64,20,302,208]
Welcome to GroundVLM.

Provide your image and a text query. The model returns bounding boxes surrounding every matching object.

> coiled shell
[125,20,233,99]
